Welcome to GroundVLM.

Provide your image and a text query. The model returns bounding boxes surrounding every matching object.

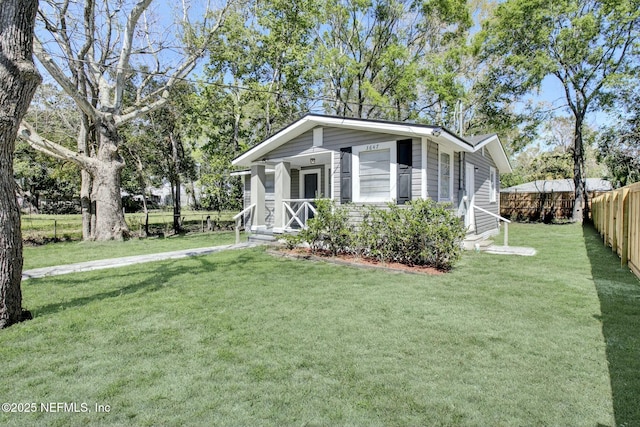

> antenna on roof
[455,100,464,136]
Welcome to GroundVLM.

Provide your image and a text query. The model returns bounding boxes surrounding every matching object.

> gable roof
[232,114,512,172]
[501,178,612,193]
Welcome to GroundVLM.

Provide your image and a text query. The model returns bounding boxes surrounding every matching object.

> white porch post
[251,164,266,229]
[274,161,291,232]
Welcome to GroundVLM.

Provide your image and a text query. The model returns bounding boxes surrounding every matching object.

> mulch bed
[268,247,445,276]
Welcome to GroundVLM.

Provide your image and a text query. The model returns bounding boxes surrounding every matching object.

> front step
[248,228,277,243]
[463,233,493,251]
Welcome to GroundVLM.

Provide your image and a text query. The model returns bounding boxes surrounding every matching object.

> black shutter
[340,147,352,203]
[397,139,412,204]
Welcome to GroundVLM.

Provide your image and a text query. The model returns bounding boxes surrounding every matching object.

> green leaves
[295,199,466,270]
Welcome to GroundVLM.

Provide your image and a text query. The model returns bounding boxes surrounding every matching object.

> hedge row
[285,198,466,271]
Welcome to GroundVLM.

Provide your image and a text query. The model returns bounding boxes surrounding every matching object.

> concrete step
[248,229,277,243]
[463,234,493,251]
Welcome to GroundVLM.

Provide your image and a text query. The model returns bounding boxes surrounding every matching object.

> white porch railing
[283,199,317,230]
[473,205,511,247]
[233,203,256,244]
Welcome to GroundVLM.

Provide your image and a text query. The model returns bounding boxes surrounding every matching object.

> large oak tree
[19,0,231,240]
[479,0,640,220]
[0,0,41,328]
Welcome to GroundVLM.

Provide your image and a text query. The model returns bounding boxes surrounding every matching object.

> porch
[234,197,511,250]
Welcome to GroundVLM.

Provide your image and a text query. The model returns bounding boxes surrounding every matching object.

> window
[352,141,396,202]
[489,166,497,203]
[439,148,453,202]
[359,149,390,199]
[265,173,275,199]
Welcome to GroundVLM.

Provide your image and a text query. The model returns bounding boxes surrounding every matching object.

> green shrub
[293,198,465,271]
[298,199,354,256]
[357,199,465,270]
[281,232,303,250]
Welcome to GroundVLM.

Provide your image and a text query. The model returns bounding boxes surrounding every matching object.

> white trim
[352,141,397,203]
[421,137,428,199]
[299,168,322,199]
[313,127,323,146]
[232,114,471,168]
[438,145,454,202]
[489,166,497,203]
[465,162,476,232]
[324,164,330,199]
[330,151,336,201]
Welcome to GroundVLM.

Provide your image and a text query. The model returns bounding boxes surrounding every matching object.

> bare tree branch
[33,37,98,118]
[18,121,95,169]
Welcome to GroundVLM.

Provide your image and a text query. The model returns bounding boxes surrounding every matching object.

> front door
[465,162,475,232]
[304,173,318,199]
[302,171,319,222]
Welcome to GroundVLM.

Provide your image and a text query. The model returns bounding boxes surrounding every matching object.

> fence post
[503,222,508,247]
[621,188,630,267]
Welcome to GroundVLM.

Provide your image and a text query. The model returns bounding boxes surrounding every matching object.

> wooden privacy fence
[500,191,607,221]
[591,182,640,279]
[501,191,574,221]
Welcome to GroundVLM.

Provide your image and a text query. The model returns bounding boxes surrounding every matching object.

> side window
[489,167,497,203]
[439,150,452,201]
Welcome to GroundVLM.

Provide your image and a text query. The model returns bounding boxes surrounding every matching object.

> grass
[1,223,638,426]
[22,231,243,270]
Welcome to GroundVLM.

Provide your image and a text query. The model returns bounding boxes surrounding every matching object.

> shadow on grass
[30,249,259,318]
[583,224,640,427]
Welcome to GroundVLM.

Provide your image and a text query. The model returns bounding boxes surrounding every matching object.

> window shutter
[397,139,412,204]
[340,147,352,203]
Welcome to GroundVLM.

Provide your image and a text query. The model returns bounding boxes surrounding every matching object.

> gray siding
[322,127,408,203]
[426,141,439,199]
[454,152,461,204]
[243,176,251,211]
[411,139,422,201]
[241,173,276,227]
[291,169,300,199]
[465,149,500,235]
[267,131,314,159]
[242,125,502,236]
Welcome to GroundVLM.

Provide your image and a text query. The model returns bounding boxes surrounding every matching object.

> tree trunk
[92,115,129,240]
[572,115,586,222]
[0,0,41,328]
[77,117,93,240]
[81,169,93,239]
[170,132,181,234]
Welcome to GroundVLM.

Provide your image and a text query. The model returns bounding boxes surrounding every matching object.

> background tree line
[14,0,640,238]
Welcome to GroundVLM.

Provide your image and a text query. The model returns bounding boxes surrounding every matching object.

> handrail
[233,203,256,221]
[282,198,317,203]
[473,205,511,224]
[473,205,511,247]
[234,204,256,244]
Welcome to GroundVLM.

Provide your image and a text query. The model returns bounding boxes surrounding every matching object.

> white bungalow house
[232,114,512,242]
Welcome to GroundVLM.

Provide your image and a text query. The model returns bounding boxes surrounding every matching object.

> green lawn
[22,231,243,270]
[2,223,638,426]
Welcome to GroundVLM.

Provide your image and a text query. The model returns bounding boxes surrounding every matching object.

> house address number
[364,144,380,151]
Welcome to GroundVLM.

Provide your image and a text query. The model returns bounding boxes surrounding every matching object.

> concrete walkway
[482,245,537,256]
[22,242,257,280]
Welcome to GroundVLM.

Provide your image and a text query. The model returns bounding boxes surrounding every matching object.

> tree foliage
[598,95,640,187]
[478,0,640,219]
[316,0,472,121]
[19,0,232,240]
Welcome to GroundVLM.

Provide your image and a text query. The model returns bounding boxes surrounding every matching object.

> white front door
[465,162,475,232]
